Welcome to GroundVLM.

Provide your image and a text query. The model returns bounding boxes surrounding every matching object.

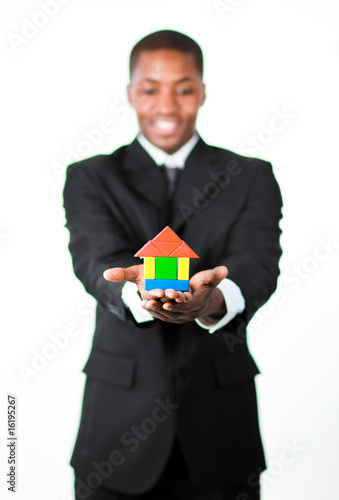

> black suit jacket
[63,137,283,494]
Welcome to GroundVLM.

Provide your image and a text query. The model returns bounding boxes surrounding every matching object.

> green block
[155,257,177,279]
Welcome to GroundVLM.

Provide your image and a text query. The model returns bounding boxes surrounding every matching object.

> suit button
[171,370,184,386]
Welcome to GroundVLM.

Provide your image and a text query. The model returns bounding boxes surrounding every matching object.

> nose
[157,88,178,114]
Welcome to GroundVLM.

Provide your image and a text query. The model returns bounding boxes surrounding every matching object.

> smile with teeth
[154,120,178,131]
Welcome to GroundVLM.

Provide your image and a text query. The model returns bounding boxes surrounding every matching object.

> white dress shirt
[121,133,245,333]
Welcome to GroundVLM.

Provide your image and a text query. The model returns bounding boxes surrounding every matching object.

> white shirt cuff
[121,282,154,323]
[195,278,245,334]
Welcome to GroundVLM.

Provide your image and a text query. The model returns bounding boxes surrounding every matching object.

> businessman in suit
[63,30,283,500]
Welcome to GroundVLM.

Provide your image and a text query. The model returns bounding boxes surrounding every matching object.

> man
[63,30,283,500]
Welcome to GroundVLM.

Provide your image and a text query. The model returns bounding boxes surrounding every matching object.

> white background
[1,0,338,498]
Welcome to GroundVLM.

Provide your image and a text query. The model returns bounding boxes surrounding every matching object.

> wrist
[200,288,226,320]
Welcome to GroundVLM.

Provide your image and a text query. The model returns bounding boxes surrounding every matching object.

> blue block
[145,279,189,291]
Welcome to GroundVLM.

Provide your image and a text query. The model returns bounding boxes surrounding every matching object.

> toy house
[134,226,199,291]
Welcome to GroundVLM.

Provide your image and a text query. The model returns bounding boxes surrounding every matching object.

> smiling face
[127,49,206,154]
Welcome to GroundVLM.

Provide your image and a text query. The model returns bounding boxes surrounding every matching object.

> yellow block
[144,257,155,279]
[178,258,189,280]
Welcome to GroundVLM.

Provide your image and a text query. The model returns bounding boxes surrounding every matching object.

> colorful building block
[134,226,199,291]
[144,257,155,279]
[169,242,199,258]
[134,241,164,257]
[155,257,177,279]
[178,257,190,280]
[153,241,182,256]
[145,279,189,291]
[152,226,182,243]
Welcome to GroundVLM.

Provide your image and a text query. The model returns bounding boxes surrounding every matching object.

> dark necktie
[160,165,181,224]
[162,165,180,198]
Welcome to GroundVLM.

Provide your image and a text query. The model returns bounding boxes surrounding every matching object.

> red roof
[153,226,182,243]
[134,241,164,257]
[134,226,199,258]
[169,242,199,258]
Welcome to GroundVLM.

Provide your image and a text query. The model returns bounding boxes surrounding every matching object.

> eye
[176,88,194,96]
[140,88,157,95]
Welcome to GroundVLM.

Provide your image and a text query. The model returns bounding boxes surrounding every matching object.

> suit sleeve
[63,162,140,324]
[221,160,283,323]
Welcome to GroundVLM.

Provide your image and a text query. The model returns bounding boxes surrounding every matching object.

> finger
[162,301,191,313]
[165,289,189,303]
[190,266,228,288]
[142,289,165,300]
[146,305,186,323]
[159,291,192,303]
[164,289,192,303]
[202,265,228,285]
[213,265,228,282]
[164,289,180,300]
[151,311,183,323]
[182,292,192,302]
[142,298,185,318]
[103,265,141,283]
[148,289,191,303]
[141,305,172,322]
[141,299,162,310]
[162,301,179,312]
[141,300,178,322]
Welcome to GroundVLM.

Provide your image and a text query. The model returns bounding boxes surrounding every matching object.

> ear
[199,83,206,107]
[127,84,135,108]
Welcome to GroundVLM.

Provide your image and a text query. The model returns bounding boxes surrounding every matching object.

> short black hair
[130,30,203,78]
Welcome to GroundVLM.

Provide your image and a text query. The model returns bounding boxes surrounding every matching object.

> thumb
[210,265,228,284]
[103,265,142,283]
[190,265,228,288]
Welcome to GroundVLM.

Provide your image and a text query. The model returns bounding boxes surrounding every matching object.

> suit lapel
[119,139,168,239]
[171,138,216,233]
[119,138,239,255]
[170,138,248,275]
[121,138,168,209]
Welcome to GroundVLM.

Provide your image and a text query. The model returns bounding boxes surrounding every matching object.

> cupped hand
[140,265,228,324]
[103,265,192,304]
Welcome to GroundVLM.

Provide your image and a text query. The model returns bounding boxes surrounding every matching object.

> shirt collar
[137,132,199,169]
